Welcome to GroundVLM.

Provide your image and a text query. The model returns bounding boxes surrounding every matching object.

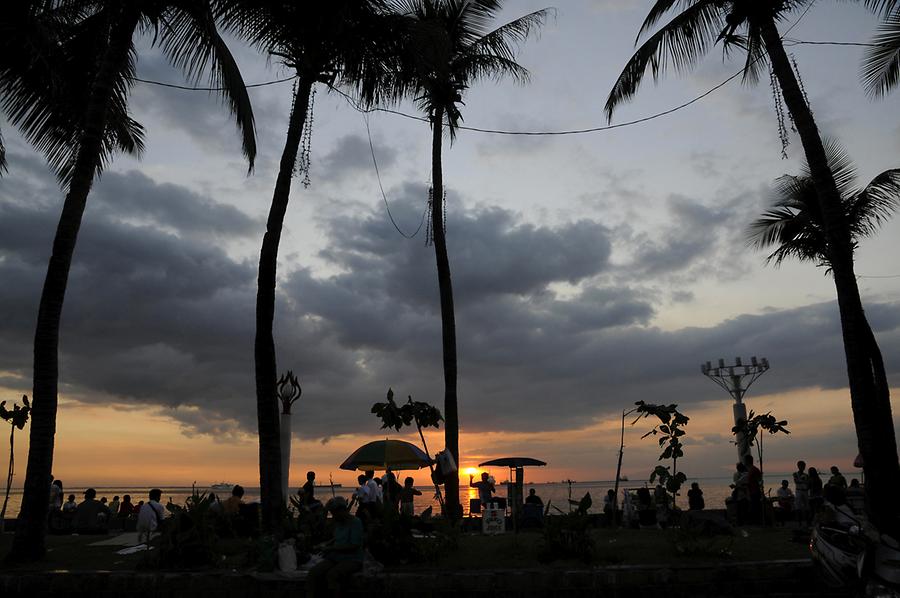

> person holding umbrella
[307,497,364,598]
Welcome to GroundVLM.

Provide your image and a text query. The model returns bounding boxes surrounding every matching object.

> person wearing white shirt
[136,488,166,543]
[363,471,378,505]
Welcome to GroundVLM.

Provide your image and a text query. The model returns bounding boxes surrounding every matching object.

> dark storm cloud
[1,153,899,440]
[90,170,259,237]
[318,134,396,181]
[129,45,290,171]
[628,191,755,280]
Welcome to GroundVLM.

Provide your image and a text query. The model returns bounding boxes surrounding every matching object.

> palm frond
[802,138,858,199]
[849,168,900,236]
[1,3,144,185]
[749,142,899,268]
[740,20,766,85]
[454,52,530,85]
[455,0,503,45]
[155,1,257,171]
[605,0,724,121]
[862,9,900,97]
[636,0,697,42]
[467,8,553,62]
[864,0,900,18]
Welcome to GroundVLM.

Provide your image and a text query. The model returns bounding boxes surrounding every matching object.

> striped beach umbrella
[339,439,432,471]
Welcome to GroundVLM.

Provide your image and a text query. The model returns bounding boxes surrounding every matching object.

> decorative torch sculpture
[277,372,302,500]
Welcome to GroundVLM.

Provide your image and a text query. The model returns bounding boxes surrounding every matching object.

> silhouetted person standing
[744,455,762,524]
[793,461,809,524]
[469,472,495,511]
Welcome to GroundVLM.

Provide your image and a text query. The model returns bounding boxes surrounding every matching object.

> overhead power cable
[132,74,296,90]
[130,7,849,137]
[363,113,428,239]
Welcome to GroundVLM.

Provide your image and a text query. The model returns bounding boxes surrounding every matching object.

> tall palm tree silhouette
[217,0,404,532]
[398,0,550,517]
[605,0,900,534]
[749,141,900,268]
[6,0,256,561]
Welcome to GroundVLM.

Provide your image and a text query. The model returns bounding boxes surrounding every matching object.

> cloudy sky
[2,0,900,488]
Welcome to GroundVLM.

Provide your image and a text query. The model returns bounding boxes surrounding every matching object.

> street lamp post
[701,357,770,462]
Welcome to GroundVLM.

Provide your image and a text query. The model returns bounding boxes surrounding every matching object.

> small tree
[731,410,790,487]
[1,395,30,532]
[371,388,444,508]
[632,401,690,501]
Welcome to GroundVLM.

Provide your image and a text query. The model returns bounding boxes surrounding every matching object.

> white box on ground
[482,506,505,534]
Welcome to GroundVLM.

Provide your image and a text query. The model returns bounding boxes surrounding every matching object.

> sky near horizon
[1,1,899,490]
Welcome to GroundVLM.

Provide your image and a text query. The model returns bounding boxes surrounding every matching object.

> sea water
[3,475,806,519]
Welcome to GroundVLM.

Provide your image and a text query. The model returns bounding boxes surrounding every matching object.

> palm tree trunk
[430,107,460,519]
[255,78,312,533]
[9,8,139,562]
[760,19,900,535]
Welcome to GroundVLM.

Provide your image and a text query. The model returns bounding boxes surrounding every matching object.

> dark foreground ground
[0,528,851,597]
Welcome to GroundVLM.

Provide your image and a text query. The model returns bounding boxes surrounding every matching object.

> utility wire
[784,39,879,48]
[363,112,428,239]
[131,10,835,137]
[132,74,297,90]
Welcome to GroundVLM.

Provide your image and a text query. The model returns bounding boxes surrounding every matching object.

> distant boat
[209,482,234,491]
[315,484,342,488]
[618,475,629,482]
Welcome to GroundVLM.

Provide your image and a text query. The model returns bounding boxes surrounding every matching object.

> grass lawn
[420,527,811,571]
[0,533,149,571]
[0,533,256,572]
[0,526,811,573]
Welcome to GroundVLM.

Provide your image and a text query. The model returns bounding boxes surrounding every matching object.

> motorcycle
[811,502,900,597]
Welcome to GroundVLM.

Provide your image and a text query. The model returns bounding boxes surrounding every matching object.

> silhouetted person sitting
[846,478,866,513]
[136,488,165,543]
[828,466,848,489]
[688,482,705,511]
[223,485,244,516]
[73,488,109,534]
[62,494,77,514]
[307,497,364,598]
[636,487,656,527]
[525,488,543,506]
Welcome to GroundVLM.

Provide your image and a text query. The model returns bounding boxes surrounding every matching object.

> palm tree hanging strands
[296,85,316,188]
[789,54,812,112]
[768,65,790,159]
[423,185,447,248]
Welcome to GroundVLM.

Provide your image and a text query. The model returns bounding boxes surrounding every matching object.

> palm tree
[396,0,550,518]
[7,0,256,562]
[216,0,405,533]
[862,1,900,96]
[605,0,900,534]
[749,140,900,267]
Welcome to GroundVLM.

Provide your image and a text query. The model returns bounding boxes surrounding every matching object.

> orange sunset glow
[5,384,881,491]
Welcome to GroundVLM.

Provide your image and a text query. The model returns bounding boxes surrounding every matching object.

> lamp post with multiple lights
[701,357,770,462]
